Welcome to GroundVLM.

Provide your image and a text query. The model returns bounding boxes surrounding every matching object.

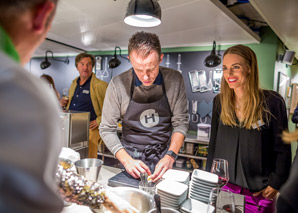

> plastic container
[197,123,211,140]
[175,158,185,168]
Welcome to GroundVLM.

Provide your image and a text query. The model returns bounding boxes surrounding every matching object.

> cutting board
[108,171,140,188]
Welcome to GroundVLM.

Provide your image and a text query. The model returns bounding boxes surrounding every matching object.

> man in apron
[99,31,189,181]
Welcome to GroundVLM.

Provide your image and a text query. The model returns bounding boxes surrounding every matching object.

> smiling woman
[207,45,291,213]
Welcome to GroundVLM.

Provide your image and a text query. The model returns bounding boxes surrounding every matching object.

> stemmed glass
[211,158,229,188]
[207,187,235,213]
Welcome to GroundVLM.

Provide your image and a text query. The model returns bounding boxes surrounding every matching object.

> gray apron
[121,71,172,173]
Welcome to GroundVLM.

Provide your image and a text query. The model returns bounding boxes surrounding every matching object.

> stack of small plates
[156,180,188,211]
[189,169,218,204]
[162,169,190,185]
[180,198,215,213]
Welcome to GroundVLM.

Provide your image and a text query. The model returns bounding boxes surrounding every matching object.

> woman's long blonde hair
[220,45,268,129]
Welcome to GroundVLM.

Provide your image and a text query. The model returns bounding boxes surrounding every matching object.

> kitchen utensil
[103,56,109,78]
[208,70,213,91]
[74,158,103,182]
[187,100,190,122]
[166,54,170,68]
[197,70,208,93]
[213,69,223,93]
[177,54,182,73]
[154,194,162,213]
[95,56,102,71]
[191,100,199,123]
[192,100,197,114]
[188,70,200,92]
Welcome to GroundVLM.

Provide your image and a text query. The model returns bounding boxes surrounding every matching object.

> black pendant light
[124,0,161,27]
[204,41,221,68]
[40,50,69,69]
[108,46,129,69]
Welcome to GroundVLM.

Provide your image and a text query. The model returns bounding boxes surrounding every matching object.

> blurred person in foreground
[0,0,64,212]
[0,1,124,213]
[206,45,291,212]
[60,53,108,158]
[99,31,188,182]
[276,131,298,213]
[40,73,61,99]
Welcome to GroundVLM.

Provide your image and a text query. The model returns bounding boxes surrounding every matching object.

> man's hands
[123,158,152,179]
[60,98,69,108]
[116,149,151,179]
[150,155,175,182]
[253,186,278,200]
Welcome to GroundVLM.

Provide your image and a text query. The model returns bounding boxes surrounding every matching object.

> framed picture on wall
[277,71,290,103]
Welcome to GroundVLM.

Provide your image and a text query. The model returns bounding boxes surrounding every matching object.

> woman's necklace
[235,101,241,109]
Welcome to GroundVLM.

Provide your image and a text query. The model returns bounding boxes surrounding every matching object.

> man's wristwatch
[166,150,178,161]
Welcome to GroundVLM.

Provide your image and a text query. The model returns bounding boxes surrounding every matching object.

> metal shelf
[178,153,207,160]
[98,152,114,158]
[185,133,209,145]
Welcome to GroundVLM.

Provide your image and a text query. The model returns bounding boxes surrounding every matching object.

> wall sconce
[108,46,129,69]
[40,50,70,69]
[204,41,221,68]
[124,0,161,27]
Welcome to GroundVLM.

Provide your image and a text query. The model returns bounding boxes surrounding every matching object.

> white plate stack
[189,169,218,204]
[162,169,190,185]
[156,180,188,211]
[180,198,215,213]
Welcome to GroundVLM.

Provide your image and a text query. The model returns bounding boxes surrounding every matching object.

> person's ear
[33,1,55,33]
[159,53,164,63]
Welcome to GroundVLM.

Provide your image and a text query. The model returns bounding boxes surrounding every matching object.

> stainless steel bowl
[91,187,155,213]
[74,158,103,182]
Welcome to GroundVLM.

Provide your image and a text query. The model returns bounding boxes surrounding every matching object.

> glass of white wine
[62,88,69,110]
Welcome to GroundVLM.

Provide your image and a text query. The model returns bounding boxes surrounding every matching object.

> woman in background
[40,74,61,99]
[207,45,291,212]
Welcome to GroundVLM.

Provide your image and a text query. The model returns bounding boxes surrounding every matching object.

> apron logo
[140,109,159,128]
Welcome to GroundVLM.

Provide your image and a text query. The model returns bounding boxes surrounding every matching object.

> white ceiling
[250,0,298,58]
[36,0,298,60]
[34,0,261,57]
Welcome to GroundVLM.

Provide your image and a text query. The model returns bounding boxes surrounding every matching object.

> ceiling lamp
[124,0,161,27]
[40,50,70,69]
[204,41,221,68]
[108,46,129,69]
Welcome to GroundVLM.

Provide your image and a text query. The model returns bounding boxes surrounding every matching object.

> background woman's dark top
[207,90,291,192]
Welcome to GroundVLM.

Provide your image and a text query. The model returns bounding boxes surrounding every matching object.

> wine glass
[211,158,229,188]
[207,187,235,213]
[62,88,69,110]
